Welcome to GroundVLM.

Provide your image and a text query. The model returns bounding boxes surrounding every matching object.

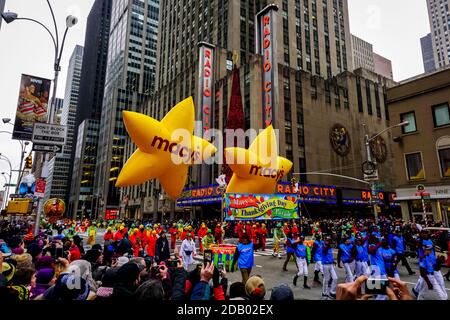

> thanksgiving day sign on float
[224,194,299,221]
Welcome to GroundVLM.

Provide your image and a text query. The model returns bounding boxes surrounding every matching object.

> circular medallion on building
[329,124,351,156]
[369,134,387,163]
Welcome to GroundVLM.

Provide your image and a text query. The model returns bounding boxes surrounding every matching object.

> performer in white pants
[311,234,324,285]
[321,236,338,298]
[338,237,355,283]
[293,236,310,289]
[354,236,370,277]
[180,233,196,271]
[417,245,448,300]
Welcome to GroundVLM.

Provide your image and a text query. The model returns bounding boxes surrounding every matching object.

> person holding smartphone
[232,234,254,285]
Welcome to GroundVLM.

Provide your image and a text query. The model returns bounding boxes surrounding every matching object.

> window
[437,136,450,177]
[404,152,425,181]
[432,103,450,127]
[400,112,417,134]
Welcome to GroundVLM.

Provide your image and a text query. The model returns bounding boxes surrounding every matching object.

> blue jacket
[191,281,211,300]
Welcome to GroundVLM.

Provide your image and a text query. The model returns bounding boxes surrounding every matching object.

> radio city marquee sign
[198,42,215,134]
[256,4,279,128]
[277,182,337,204]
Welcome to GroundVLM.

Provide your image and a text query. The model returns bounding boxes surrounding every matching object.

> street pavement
[78,229,450,300]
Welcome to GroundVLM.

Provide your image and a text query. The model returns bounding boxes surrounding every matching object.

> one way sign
[32,144,63,153]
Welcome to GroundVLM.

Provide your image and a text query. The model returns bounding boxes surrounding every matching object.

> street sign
[34,178,46,198]
[364,169,379,182]
[32,123,67,146]
[4,183,16,187]
[32,143,63,153]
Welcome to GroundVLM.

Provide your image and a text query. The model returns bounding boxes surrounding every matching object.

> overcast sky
[0,0,431,196]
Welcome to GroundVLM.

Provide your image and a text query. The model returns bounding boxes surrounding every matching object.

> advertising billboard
[13,74,52,140]
[224,193,299,221]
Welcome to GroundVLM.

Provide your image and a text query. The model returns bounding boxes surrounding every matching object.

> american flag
[18,98,34,115]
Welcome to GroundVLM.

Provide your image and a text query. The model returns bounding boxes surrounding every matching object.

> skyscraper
[69,0,111,219]
[121,0,397,221]
[45,45,83,204]
[421,33,437,73]
[0,0,6,30]
[426,0,450,69]
[95,0,159,218]
[351,34,393,79]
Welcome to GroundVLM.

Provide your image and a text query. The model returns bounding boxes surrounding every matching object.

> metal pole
[365,134,379,223]
[421,195,428,227]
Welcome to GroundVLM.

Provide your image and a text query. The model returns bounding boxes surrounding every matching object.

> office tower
[351,34,393,79]
[95,0,159,218]
[426,0,450,69]
[0,0,6,30]
[45,45,83,203]
[351,34,374,72]
[421,33,437,73]
[69,0,111,219]
[121,0,402,221]
[373,52,393,80]
[52,97,64,124]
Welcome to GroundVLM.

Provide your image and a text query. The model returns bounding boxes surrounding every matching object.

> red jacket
[146,236,157,257]
[198,227,208,239]
[260,228,268,239]
[169,227,178,237]
[114,230,124,241]
[103,231,114,241]
[214,227,222,239]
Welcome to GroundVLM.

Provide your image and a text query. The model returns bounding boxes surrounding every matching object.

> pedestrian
[391,228,415,276]
[338,237,355,283]
[417,245,448,300]
[311,233,324,285]
[180,233,196,271]
[322,236,337,299]
[293,235,310,289]
[232,234,254,285]
[155,232,170,264]
[272,223,286,259]
[353,235,370,277]
[282,231,296,272]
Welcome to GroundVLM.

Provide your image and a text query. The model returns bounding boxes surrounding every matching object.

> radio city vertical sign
[256,4,279,128]
[197,42,215,134]
[197,42,215,186]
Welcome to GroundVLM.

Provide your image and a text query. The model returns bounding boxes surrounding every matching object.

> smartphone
[362,278,388,295]
[166,259,178,268]
[203,249,213,266]
[217,262,224,272]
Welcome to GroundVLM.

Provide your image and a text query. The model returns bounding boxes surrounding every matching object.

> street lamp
[1,1,78,123]
[363,121,409,222]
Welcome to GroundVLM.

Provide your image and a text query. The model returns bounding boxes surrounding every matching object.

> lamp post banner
[12,74,51,141]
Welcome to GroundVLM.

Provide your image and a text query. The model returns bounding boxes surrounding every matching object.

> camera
[203,249,212,266]
[166,259,179,268]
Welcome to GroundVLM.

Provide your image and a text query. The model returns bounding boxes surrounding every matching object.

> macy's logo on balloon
[249,165,285,181]
[151,135,200,162]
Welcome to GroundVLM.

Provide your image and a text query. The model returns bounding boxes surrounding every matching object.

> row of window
[401,102,450,134]
[405,146,450,181]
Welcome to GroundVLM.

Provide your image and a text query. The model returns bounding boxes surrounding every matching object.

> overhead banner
[256,4,279,128]
[13,74,51,140]
[197,42,215,186]
[224,193,299,221]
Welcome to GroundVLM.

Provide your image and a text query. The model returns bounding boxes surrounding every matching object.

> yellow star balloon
[224,125,293,194]
[115,97,217,200]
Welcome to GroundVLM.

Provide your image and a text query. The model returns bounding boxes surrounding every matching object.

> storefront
[395,185,450,226]
[176,182,400,220]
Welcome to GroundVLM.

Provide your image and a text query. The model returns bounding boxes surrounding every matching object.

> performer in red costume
[169,223,178,250]
[214,223,223,244]
[197,223,208,253]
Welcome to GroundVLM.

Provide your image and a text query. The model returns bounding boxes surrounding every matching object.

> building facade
[373,52,393,80]
[0,0,6,30]
[45,45,84,203]
[387,67,450,226]
[120,0,401,221]
[421,33,437,74]
[95,0,159,218]
[426,0,450,69]
[69,0,112,219]
[351,34,393,80]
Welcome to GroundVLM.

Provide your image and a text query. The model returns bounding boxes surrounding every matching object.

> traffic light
[25,155,32,169]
